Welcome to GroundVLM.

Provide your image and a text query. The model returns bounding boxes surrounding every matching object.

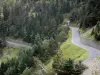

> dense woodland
[0,0,100,75]
[0,0,71,75]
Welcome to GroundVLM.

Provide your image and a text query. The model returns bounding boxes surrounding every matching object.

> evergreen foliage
[0,0,94,74]
[0,0,70,74]
[53,52,87,75]
[79,0,100,28]
[0,49,37,75]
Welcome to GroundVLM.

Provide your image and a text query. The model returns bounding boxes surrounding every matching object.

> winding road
[3,25,100,74]
[6,26,100,63]
[70,27,100,64]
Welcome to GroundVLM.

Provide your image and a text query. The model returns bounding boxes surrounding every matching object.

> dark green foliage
[53,58,87,75]
[0,0,70,62]
[65,0,100,29]
[3,3,9,21]
[94,33,100,41]
[33,37,58,62]
[68,8,80,22]
[0,0,86,75]
[56,25,69,42]
[79,0,100,29]
[67,0,100,41]
[0,0,71,44]
[52,51,87,75]
[0,22,7,48]
[0,62,9,75]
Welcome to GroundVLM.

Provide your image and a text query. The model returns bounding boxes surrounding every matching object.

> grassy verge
[60,30,89,61]
[0,47,20,63]
[98,56,100,60]
[95,71,98,75]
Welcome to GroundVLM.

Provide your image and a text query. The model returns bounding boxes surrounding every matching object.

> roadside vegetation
[45,28,89,75]
[53,57,87,75]
[52,29,89,75]
[80,27,95,40]
[98,56,100,60]
[80,22,100,41]
[0,47,19,63]
[60,30,89,61]
[0,0,99,75]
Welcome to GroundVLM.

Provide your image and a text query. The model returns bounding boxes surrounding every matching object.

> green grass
[98,56,100,60]
[0,47,20,63]
[95,71,98,75]
[60,30,89,61]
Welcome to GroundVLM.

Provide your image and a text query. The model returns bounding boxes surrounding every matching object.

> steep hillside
[80,26,95,40]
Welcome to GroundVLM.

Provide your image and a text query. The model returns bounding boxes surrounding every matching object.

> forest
[0,0,100,75]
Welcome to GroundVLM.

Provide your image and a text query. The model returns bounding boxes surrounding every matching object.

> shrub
[56,31,67,42]
[0,39,7,48]
[52,53,87,75]
[95,33,100,41]
[68,8,80,22]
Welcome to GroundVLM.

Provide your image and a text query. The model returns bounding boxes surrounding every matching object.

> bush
[0,49,36,75]
[68,8,80,22]
[95,33,100,41]
[52,53,87,75]
[56,25,69,43]
[56,31,67,43]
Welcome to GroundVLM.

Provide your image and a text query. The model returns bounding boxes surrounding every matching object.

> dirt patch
[82,58,100,75]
